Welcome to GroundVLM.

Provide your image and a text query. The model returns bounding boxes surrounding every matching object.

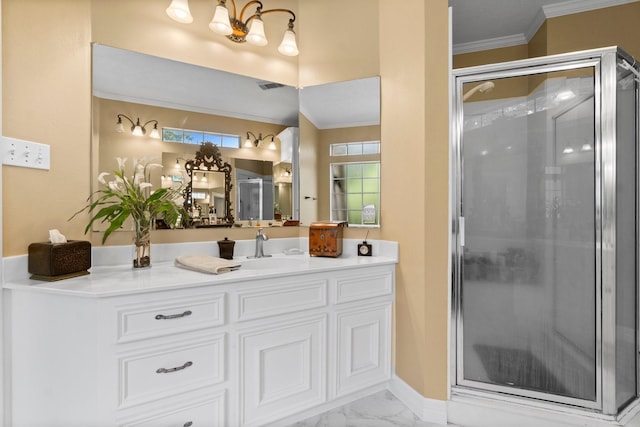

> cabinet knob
[155,310,192,320]
[183,422,193,427]
[156,361,193,374]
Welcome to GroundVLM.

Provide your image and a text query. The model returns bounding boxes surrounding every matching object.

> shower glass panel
[460,67,597,403]
[453,47,639,416]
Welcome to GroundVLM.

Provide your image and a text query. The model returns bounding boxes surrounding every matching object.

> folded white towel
[175,255,241,275]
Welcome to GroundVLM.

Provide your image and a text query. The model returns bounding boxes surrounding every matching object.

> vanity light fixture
[116,114,160,139]
[165,0,299,57]
[245,131,277,150]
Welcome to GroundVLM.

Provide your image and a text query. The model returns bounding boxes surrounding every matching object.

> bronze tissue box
[309,221,348,257]
[28,240,92,281]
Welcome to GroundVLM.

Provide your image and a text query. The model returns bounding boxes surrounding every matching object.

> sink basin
[239,256,308,270]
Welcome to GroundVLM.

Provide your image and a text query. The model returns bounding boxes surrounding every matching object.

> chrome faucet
[251,228,271,258]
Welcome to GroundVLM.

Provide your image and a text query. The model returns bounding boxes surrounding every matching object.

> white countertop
[3,238,398,298]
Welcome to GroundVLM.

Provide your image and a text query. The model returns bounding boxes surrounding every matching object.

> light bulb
[149,125,160,139]
[132,125,144,137]
[278,29,299,56]
[166,0,193,24]
[209,4,232,35]
[246,17,268,46]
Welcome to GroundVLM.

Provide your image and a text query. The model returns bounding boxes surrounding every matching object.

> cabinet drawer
[119,334,225,408]
[117,294,225,342]
[335,269,393,304]
[235,279,327,322]
[120,392,225,427]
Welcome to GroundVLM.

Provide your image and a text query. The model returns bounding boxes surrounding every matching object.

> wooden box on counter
[309,222,348,257]
[28,240,91,281]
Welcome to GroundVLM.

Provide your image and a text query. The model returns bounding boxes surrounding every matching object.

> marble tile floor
[285,390,459,427]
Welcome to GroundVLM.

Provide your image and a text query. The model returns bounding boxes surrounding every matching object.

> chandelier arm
[239,0,263,22]
[142,119,158,129]
[117,114,136,127]
[259,8,296,24]
[226,0,238,19]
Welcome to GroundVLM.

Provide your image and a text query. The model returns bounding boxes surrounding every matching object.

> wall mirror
[92,43,380,231]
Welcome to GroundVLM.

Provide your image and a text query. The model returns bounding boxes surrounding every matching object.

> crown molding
[453,34,527,55]
[542,0,637,18]
[453,0,638,55]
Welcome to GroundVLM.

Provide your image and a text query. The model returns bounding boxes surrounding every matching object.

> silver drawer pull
[184,422,193,427]
[155,310,192,320]
[156,361,193,374]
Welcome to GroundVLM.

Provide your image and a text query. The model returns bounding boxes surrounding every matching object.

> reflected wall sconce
[245,131,276,150]
[116,114,160,139]
[165,0,299,56]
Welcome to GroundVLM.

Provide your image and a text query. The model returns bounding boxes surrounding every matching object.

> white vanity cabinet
[5,261,395,427]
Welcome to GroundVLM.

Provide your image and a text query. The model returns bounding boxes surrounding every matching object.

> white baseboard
[387,375,448,425]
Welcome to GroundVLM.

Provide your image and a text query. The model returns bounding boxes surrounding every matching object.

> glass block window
[330,161,380,226]
[162,127,240,148]
[330,141,380,156]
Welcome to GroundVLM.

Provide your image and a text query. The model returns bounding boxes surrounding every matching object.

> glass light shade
[268,140,277,150]
[581,143,593,151]
[175,160,180,169]
[132,125,144,137]
[149,127,161,139]
[246,18,268,46]
[244,138,254,148]
[278,29,299,56]
[209,4,232,35]
[563,146,575,154]
[115,121,125,133]
[166,0,193,24]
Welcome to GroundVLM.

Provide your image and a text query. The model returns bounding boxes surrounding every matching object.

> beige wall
[2,0,92,256]
[379,0,450,398]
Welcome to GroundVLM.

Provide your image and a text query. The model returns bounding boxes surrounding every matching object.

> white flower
[98,172,110,185]
[108,180,121,192]
[116,157,127,170]
[133,171,144,186]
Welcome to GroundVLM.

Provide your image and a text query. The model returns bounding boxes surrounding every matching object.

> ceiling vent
[258,81,285,90]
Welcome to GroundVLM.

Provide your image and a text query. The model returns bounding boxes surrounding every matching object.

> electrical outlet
[2,136,50,170]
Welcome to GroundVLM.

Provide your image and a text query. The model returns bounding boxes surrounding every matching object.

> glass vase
[133,217,151,268]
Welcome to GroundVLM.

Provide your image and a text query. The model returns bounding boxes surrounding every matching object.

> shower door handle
[459,217,465,247]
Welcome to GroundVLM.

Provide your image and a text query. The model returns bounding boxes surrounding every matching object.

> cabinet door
[238,314,327,426]
[335,303,392,397]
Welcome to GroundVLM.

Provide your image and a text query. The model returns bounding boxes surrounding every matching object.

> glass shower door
[457,66,599,405]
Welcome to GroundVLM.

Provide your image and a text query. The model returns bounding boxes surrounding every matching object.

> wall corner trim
[388,375,448,425]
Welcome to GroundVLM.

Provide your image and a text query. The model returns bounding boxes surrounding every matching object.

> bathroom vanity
[3,244,396,427]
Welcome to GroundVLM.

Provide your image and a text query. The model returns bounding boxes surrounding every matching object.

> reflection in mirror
[92,44,298,230]
[93,44,381,229]
[298,77,381,227]
[183,142,234,227]
[235,159,273,221]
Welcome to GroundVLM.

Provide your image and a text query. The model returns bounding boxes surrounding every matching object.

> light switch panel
[2,136,50,170]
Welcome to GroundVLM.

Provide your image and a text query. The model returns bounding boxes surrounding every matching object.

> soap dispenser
[217,237,235,260]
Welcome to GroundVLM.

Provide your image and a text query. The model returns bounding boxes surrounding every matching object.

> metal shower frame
[450,46,640,419]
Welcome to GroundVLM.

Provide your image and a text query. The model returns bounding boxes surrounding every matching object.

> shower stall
[451,47,639,418]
